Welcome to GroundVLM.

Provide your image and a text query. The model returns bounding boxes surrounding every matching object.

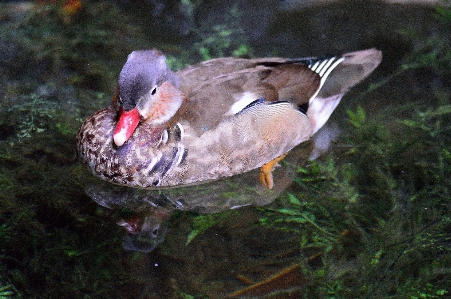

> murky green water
[0,1,450,298]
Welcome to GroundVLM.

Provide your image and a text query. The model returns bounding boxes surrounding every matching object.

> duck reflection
[85,182,177,252]
[80,128,336,252]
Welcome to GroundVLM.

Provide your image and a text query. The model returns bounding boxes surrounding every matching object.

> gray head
[118,50,179,111]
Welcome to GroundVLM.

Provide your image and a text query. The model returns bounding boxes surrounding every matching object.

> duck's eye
[151,87,157,95]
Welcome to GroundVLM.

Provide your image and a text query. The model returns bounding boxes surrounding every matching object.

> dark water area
[0,0,450,298]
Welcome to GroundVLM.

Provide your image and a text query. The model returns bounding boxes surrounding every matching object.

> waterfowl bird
[76,48,381,189]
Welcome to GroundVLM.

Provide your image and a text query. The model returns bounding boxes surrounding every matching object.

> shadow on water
[0,0,450,298]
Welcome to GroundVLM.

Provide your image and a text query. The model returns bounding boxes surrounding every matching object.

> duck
[76,48,382,189]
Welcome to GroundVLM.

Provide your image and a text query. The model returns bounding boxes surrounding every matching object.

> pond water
[0,0,450,298]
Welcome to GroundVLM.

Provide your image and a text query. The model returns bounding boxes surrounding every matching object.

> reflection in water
[118,213,169,252]
[85,182,176,252]
[79,141,315,252]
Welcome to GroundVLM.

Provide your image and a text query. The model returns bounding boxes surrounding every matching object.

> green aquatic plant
[186,214,218,245]
[398,3,451,75]
[165,1,254,68]
[190,1,253,60]
[7,93,57,138]
[399,105,451,138]
[0,269,20,299]
[410,284,448,299]
[5,91,84,139]
[0,284,18,299]
[260,155,358,249]
[1,1,145,93]
[258,85,451,298]
[342,98,450,297]
[346,105,366,128]
[186,212,234,245]
[177,291,210,299]
[0,224,13,244]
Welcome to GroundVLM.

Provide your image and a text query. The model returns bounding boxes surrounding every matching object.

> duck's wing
[177,57,322,135]
[176,48,381,136]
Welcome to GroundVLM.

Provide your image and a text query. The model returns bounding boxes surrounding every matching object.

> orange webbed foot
[259,153,288,189]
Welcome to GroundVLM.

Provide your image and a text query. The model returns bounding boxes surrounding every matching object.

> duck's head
[113,50,183,147]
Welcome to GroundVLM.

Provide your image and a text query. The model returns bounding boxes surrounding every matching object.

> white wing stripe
[319,57,345,89]
[318,57,337,77]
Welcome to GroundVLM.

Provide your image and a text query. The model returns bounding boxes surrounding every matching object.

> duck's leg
[259,153,287,189]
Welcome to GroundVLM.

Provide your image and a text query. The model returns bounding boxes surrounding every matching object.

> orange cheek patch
[144,81,186,125]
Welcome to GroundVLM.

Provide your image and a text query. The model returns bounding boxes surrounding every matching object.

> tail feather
[307,48,382,134]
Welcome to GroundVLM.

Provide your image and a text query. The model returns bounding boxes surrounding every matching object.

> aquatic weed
[165,1,254,68]
[7,93,57,138]
[0,284,19,299]
[258,31,451,296]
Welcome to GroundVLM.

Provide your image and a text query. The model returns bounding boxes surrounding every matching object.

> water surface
[0,1,450,298]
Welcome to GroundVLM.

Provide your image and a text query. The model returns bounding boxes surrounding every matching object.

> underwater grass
[256,4,451,296]
[258,94,451,298]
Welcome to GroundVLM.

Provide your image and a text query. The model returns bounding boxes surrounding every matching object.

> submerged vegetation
[0,0,450,298]
[259,101,451,297]
[255,4,451,297]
